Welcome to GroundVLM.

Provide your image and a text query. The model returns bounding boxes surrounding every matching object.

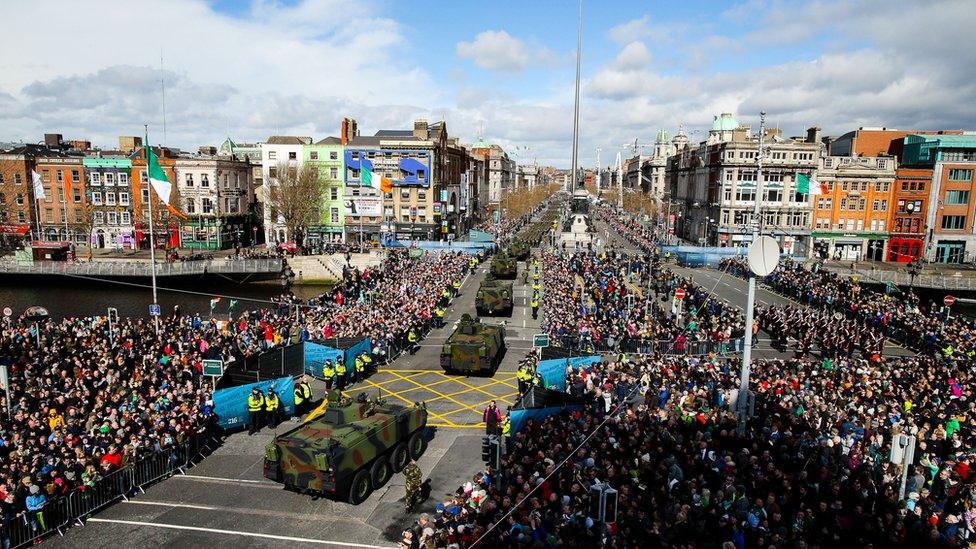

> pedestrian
[407,328,419,355]
[335,358,347,391]
[531,294,540,320]
[265,387,281,429]
[247,387,265,435]
[403,459,423,511]
[322,360,335,390]
[483,400,501,435]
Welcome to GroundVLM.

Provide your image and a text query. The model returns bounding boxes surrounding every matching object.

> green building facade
[304,138,345,245]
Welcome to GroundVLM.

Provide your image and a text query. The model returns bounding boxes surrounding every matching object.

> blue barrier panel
[468,230,496,243]
[213,377,295,430]
[535,355,601,391]
[510,405,583,435]
[304,338,372,384]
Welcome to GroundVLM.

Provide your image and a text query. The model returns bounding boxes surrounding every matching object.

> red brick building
[887,167,931,262]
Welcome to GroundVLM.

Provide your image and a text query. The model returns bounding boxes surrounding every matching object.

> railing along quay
[823,267,976,291]
[0,258,283,277]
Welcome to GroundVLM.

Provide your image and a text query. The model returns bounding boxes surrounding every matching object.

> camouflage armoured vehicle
[476,278,513,316]
[490,253,518,279]
[508,241,531,261]
[263,391,428,504]
[440,314,506,374]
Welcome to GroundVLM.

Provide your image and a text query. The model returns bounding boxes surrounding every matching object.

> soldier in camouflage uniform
[403,459,423,511]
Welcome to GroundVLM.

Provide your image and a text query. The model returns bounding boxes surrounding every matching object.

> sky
[1,0,974,168]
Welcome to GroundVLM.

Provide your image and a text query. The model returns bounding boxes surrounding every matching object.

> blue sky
[1,0,974,167]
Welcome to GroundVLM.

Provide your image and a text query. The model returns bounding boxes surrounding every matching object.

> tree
[267,162,324,244]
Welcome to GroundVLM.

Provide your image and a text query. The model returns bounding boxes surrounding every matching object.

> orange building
[0,148,37,238]
[830,128,964,160]
[130,146,179,249]
[887,167,931,262]
[811,156,896,261]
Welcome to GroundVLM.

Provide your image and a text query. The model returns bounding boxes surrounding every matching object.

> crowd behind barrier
[405,200,976,548]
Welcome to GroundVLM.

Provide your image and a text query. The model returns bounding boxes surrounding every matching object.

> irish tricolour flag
[361,158,392,193]
[796,173,826,195]
[146,141,172,205]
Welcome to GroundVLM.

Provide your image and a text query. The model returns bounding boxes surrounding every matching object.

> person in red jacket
[99,445,123,471]
[483,400,502,435]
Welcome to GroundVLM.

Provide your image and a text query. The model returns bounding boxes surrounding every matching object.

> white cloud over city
[0,0,974,168]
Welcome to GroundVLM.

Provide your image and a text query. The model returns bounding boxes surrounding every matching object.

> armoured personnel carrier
[508,241,530,261]
[440,314,506,374]
[490,253,518,279]
[476,278,514,316]
[263,391,428,504]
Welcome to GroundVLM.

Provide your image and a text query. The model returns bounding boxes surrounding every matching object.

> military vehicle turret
[490,253,518,279]
[263,391,427,504]
[476,277,513,316]
[508,241,530,261]
[440,314,506,374]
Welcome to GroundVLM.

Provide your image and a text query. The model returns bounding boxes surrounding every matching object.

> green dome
[655,130,668,143]
[712,113,739,132]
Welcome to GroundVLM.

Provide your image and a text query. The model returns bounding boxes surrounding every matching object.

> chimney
[806,126,822,144]
[44,133,63,148]
[414,119,429,140]
[341,118,358,145]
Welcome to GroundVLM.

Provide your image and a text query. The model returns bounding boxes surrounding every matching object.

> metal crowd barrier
[10,434,219,548]
[547,336,744,357]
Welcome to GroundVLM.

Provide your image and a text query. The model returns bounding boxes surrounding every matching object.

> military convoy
[440,314,506,374]
[490,253,518,279]
[508,241,530,261]
[263,391,428,504]
[476,277,513,316]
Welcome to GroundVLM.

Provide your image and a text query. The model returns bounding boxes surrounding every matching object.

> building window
[90,173,102,186]
[107,211,118,225]
[330,208,339,223]
[93,211,104,225]
[202,198,213,213]
[201,174,209,187]
[330,188,338,200]
[104,172,115,186]
[15,193,23,205]
[330,167,338,179]
[840,198,848,210]
[330,151,338,160]
[856,219,863,230]
[764,189,782,203]
[185,174,194,187]
[841,182,848,191]
[859,198,866,210]
[289,152,297,160]
[723,186,732,202]
[119,192,130,206]
[310,151,319,160]
[106,192,116,206]
[92,192,103,205]
[186,198,196,214]
[71,170,79,183]
[73,189,82,203]
[945,190,970,205]
[735,187,756,202]
[17,212,25,223]
[121,211,131,225]
[268,151,277,160]
[948,169,973,182]
[119,172,128,185]
[792,191,806,203]
[942,215,966,230]
[141,188,150,202]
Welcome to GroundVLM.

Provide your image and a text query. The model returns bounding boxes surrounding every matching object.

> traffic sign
[944,295,956,307]
[202,359,224,377]
[674,288,686,300]
[532,334,550,348]
[148,304,161,316]
[2,307,11,317]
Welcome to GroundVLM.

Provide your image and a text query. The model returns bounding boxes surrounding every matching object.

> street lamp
[907,257,922,292]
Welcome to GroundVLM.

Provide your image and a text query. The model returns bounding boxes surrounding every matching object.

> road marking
[85,518,396,548]
[177,474,276,485]
[124,500,217,510]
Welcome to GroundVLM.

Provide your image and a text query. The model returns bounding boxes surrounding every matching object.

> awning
[0,224,30,235]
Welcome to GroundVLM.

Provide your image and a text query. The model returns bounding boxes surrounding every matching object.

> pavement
[50,235,544,548]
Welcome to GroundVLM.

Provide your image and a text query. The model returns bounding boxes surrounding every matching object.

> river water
[0,278,329,320]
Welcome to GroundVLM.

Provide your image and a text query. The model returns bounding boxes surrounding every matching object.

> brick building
[887,167,931,262]
[0,148,37,240]
[131,146,180,249]
[34,152,87,244]
[811,156,896,261]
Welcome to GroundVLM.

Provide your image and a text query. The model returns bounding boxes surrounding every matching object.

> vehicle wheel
[391,442,409,473]
[348,470,372,505]
[408,431,427,460]
[371,456,392,489]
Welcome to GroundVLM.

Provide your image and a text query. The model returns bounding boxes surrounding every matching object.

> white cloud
[455,30,554,72]
[612,42,652,71]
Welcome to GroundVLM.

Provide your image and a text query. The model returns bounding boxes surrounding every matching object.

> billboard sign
[344,149,431,187]
[343,197,382,217]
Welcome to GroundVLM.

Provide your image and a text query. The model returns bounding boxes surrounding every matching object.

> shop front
[811,231,887,262]
[887,237,924,263]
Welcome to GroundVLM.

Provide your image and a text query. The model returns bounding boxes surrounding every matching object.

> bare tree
[267,162,324,244]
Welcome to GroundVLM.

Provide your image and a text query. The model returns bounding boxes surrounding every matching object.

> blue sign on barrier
[536,355,601,391]
[304,338,372,384]
[213,377,295,429]
[148,304,161,316]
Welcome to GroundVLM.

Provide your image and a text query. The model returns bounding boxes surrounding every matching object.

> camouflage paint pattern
[263,392,427,495]
[440,314,506,374]
[476,279,513,316]
[490,253,518,279]
[508,241,530,260]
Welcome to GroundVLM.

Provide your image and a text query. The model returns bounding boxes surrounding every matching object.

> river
[0,277,330,320]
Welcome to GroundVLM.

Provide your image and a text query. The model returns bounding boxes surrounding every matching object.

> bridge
[824,266,976,292]
[0,257,284,282]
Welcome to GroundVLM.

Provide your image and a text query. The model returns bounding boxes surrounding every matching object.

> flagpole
[33,194,42,241]
[145,124,160,335]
